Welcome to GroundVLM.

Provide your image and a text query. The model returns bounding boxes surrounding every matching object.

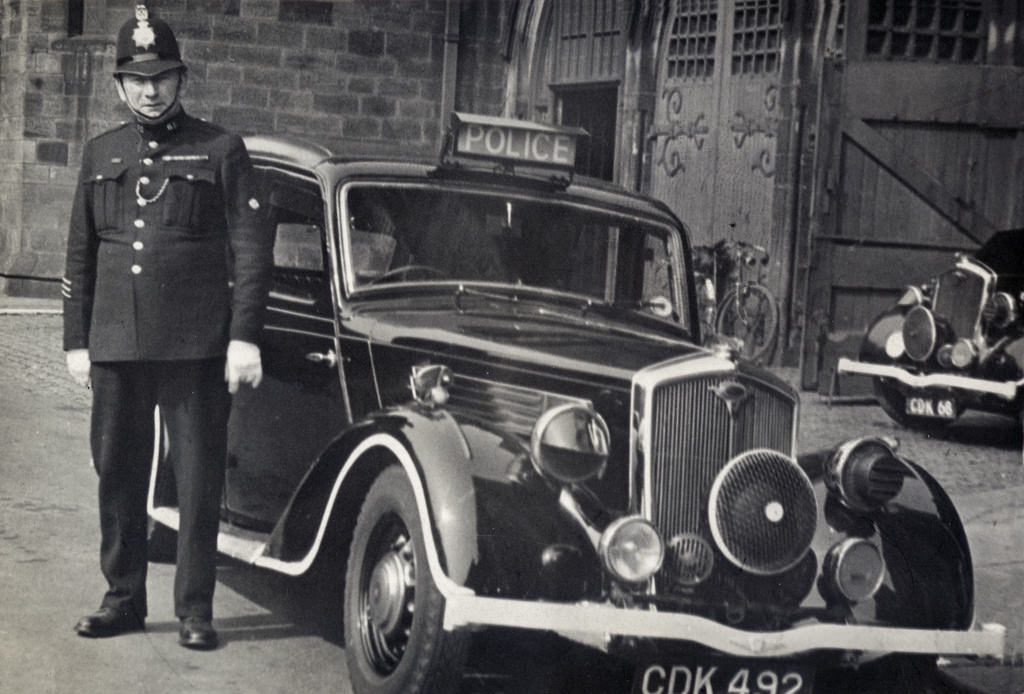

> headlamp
[884,329,905,359]
[598,516,664,583]
[530,404,609,483]
[824,437,905,511]
[822,538,885,603]
[950,338,977,369]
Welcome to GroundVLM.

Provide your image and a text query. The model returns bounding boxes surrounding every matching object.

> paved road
[1,310,1021,692]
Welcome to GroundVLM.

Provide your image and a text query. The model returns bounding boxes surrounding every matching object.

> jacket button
[131,264,142,275]
[139,176,151,185]
[148,141,158,149]
[142,157,154,166]
[134,219,145,228]
[133,241,144,250]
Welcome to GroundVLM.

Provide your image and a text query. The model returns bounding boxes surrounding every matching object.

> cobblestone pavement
[1,313,91,416]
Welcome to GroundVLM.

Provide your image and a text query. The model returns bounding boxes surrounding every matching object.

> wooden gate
[801,0,1024,391]
[648,0,786,252]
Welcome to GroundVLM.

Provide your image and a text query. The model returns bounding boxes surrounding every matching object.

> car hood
[361,305,707,384]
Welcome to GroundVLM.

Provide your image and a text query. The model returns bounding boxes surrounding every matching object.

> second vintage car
[839,228,1024,439]
[148,114,1003,693]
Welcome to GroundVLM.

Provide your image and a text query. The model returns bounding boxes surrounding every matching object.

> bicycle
[693,239,779,363]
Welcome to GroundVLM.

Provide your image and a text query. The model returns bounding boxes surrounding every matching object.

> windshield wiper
[453,283,592,315]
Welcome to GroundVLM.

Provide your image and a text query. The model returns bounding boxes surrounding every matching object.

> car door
[222,166,348,531]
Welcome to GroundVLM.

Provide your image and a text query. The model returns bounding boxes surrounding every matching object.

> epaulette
[93,121,134,140]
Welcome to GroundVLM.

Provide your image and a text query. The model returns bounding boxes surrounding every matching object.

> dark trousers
[90,358,229,621]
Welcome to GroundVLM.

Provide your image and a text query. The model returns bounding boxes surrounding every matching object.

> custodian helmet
[114,5,185,77]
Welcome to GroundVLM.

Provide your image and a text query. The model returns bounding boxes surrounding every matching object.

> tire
[872,378,961,433]
[344,465,469,694]
[716,284,779,363]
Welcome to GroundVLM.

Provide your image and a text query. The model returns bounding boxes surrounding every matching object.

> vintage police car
[148,114,1003,693]
[839,228,1024,436]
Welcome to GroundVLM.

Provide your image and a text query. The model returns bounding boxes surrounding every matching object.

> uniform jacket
[63,110,272,361]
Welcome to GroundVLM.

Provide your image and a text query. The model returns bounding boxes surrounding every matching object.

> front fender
[395,406,597,598]
[801,449,974,631]
[881,458,974,628]
[261,406,593,597]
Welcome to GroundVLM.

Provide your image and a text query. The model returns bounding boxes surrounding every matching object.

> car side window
[274,223,323,272]
[259,168,329,298]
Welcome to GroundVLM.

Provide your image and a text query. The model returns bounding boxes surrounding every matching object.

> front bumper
[837,358,1022,401]
[443,594,1005,659]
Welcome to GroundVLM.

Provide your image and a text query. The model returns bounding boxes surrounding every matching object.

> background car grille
[646,374,796,583]
[933,267,986,339]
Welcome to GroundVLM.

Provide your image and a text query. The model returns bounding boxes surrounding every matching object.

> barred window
[554,0,624,83]
[666,0,718,80]
[731,0,782,75]
[865,0,984,62]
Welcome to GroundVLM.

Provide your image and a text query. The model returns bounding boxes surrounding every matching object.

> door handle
[305,350,337,368]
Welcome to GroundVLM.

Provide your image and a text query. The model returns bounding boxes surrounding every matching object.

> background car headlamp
[823,538,886,603]
[824,437,905,511]
[936,343,954,368]
[530,404,610,483]
[598,516,664,583]
[902,305,938,361]
[884,329,905,359]
[950,338,977,369]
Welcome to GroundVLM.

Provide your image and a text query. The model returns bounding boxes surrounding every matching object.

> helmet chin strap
[115,75,183,127]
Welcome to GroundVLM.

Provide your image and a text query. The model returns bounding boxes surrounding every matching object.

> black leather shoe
[178,617,218,650]
[74,607,145,638]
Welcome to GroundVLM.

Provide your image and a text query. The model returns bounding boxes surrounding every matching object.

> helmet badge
[132,5,156,50]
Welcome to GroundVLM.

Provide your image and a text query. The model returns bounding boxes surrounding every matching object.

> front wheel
[716,284,779,363]
[344,465,469,694]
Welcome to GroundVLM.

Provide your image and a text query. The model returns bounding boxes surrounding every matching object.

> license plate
[633,658,813,694]
[905,396,957,419]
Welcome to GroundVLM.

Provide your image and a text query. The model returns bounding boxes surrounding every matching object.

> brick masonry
[0,0,511,296]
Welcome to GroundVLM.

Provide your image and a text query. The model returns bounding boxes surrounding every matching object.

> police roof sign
[446,113,587,175]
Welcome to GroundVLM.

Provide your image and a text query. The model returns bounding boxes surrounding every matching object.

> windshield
[341,183,690,329]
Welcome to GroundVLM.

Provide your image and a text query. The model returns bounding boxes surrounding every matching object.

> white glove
[66,348,91,387]
[225,340,262,394]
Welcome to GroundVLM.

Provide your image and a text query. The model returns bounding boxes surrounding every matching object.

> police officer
[62,6,272,650]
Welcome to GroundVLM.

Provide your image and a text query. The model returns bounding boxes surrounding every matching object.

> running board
[150,505,270,564]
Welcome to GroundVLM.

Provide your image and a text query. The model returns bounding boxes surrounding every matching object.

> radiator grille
[647,374,796,577]
[933,268,986,339]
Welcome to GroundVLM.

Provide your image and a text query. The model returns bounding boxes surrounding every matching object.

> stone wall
[0,0,510,296]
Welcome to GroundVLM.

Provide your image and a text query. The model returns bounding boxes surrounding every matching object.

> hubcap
[367,547,412,635]
[358,521,417,675]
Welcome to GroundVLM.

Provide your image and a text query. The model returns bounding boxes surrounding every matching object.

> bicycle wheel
[716,284,779,363]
